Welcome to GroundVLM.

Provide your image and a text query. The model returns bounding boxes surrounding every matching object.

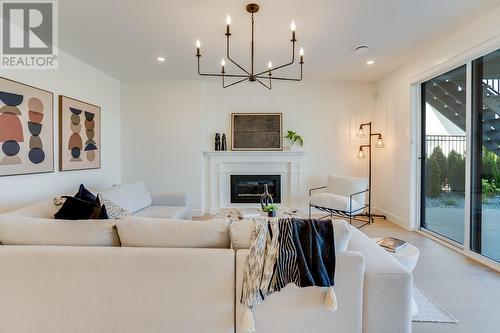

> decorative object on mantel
[59,96,101,171]
[231,113,282,150]
[215,133,221,151]
[221,133,227,151]
[284,130,303,150]
[195,3,304,89]
[356,121,386,221]
[0,76,54,176]
[260,184,274,209]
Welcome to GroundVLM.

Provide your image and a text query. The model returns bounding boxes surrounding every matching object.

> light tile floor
[361,218,500,333]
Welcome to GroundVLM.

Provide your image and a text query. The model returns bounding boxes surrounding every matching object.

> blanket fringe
[242,307,255,333]
[325,286,338,312]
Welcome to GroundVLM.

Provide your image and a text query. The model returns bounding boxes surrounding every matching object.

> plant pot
[268,211,277,217]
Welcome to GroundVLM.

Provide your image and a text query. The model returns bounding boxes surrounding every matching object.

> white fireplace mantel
[203,150,306,214]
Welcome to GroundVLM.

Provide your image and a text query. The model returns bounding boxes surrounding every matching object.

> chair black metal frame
[309,186,373,229]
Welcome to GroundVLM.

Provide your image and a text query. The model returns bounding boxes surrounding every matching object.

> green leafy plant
[482,179,500,200]
[284,130,303,147]
[262,204,278,213]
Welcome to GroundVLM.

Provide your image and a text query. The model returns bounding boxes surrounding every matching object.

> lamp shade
[375,135,385,148]
[356,126,365,138]
[357,147,365,159]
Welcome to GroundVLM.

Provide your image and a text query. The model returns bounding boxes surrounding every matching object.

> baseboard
[371,206,410,230]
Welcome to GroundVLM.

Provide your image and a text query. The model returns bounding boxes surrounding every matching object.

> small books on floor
[376,237,407,252]
[238,209,262,219]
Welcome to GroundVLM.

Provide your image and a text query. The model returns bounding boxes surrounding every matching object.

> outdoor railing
[426,135,466,157]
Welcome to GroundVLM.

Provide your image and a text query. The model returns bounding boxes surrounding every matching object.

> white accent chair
[309,175,372,227]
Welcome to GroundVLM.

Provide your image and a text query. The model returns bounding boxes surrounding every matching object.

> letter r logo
[2,2,53,54]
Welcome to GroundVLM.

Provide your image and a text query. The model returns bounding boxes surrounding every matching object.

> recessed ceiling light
[366,60,375,65]
[354,45,370,55]
[157,56,166,63]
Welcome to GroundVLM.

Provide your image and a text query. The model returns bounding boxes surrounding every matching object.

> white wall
[373,6,500,229]
[121,81,204,215]
[121,80,376,215]
[0,50,122,213]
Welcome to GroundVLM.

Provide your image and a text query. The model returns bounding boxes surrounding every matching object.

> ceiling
[59,0,500,82]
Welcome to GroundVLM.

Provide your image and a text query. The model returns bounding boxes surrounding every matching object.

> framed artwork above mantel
[231,113,283,151]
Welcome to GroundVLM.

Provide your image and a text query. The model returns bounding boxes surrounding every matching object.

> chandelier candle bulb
[226,15,231,34]
[300,48,304,63]
[291,21,296,41]
[196,39,201,56]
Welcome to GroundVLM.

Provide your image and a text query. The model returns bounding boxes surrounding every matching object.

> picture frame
[59,95,101,171]
[231,113,283,151]
[0,76,54,176]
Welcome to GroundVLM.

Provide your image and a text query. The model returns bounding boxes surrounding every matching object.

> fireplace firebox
[230,175,281,204]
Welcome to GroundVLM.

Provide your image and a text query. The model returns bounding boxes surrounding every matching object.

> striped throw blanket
[240,217,338,332]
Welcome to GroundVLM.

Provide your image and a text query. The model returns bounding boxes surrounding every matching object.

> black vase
[221,134,227,151]
[215,133,221,151]
[260,184,274,210]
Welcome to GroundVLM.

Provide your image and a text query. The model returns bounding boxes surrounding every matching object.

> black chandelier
[195,3,304,89]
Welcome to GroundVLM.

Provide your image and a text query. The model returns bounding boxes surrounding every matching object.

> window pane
[472,49,500,263]
[421,65,466,244]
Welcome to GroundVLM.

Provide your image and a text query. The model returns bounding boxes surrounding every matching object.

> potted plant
[262,204,278,217]
[284,130,303,150]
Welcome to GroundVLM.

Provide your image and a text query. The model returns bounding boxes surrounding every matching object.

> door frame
[410,36,500,272]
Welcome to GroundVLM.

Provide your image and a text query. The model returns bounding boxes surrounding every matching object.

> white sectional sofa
[5,181,192,220]
[0,216,412,333]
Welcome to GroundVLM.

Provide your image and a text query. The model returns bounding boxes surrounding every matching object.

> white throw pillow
[98,194,130,219]
[120,181,152,213]
[116,217,230,248]
[230,219,352,252]
[0,216,120,246]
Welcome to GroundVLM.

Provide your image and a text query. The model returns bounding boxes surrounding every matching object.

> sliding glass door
[419,48,500,265]
[471,49,500,262]
[421,66,467,244]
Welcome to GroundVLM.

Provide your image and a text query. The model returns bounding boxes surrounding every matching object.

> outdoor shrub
[482,148,500,184]
[430,146,448,187]
[482,179,500,199]
[448,150,465,192]
[426,157,442,197]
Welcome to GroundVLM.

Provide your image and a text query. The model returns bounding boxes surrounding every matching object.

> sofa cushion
[100,186,131,211]
[120,181,152,213]
[5,199,57,218]
[116,217,230,248]
[230,219,352,252]
[98,194,130,219]
[133,205,189,219]
[54,196,107,220]
[74,184,98,203]
[0,216,120,246]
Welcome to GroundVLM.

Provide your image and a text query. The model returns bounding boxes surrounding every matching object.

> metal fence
[426,135,466,157]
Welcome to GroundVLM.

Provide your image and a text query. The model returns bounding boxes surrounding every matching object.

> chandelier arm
[255,63,302,81]
[254,40,296,77]
[226,35,251,76]
[198,57,249,78]
[255,78,271,90]
[223,77,251,88]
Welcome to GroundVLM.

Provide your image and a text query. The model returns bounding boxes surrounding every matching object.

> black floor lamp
[357,122,386,221]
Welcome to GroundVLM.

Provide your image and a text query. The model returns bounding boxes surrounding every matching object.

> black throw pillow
[74,184,97,204]
[54,196,98,220]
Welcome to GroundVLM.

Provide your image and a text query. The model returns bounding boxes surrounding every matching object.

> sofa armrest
[347,227,413,333]
[150,192,191,208]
